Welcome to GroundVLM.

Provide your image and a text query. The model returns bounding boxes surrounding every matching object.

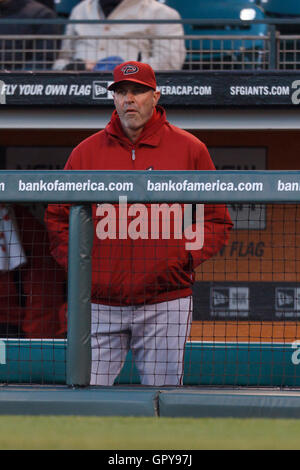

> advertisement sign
[0,72,300,107]
[193,282,300,321]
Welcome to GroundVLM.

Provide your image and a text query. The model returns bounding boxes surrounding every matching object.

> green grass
[1,416,300,450]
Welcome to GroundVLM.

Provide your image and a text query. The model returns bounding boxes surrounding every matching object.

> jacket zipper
[131,148,136,161]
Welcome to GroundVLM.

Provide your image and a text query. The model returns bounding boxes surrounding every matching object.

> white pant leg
[131,296,192,386]
[90,303,131,386]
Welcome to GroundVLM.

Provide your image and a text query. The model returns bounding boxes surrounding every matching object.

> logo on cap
[121,64,139,75]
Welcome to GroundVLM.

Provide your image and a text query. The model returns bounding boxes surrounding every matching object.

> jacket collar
[91,0,138,18]
[105,105,167,147]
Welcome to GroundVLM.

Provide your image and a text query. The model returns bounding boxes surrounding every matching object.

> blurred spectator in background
[38,0,55,10]
[0,204,66,338]
[53,0,186,71]
[0,0,61,71]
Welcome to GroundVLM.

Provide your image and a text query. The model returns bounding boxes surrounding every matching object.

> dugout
[0,70,300,341]
[1,68,300,417]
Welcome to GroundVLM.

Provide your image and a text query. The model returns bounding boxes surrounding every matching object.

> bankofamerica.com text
[16,179,264,193]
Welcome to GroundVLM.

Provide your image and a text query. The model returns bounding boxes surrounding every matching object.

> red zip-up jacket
[45,106,233,306]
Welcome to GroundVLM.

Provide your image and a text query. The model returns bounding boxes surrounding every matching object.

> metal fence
[0,33,271,72]
[0,19,299,72]
[277,35,300,70]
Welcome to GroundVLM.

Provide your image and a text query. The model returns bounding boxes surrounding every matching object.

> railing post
[66,204,93,387]
[269,24,278,70]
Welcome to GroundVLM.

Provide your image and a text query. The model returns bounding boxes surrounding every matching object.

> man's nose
[124,91,135,101]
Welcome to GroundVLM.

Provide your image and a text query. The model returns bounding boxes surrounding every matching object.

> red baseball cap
[107,61,157,91]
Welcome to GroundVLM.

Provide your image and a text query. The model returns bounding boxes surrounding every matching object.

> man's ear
[153,90,161,105]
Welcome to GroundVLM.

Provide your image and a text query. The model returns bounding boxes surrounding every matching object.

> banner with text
[1,72,300,106]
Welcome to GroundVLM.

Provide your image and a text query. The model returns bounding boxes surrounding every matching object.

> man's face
[113,82,160,136]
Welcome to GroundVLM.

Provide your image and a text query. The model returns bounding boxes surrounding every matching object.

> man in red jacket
[45,61,233,386]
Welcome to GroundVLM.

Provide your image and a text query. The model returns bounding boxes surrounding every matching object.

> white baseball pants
[90,296,192,386]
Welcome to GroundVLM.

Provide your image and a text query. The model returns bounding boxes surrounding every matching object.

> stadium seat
[161,0,261,17]
[159,0,258,7]
[54,0,81,16]
[162,1,268,69]
[260,0,300,35]
[260,0,300,16]
[259,0,300,67]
